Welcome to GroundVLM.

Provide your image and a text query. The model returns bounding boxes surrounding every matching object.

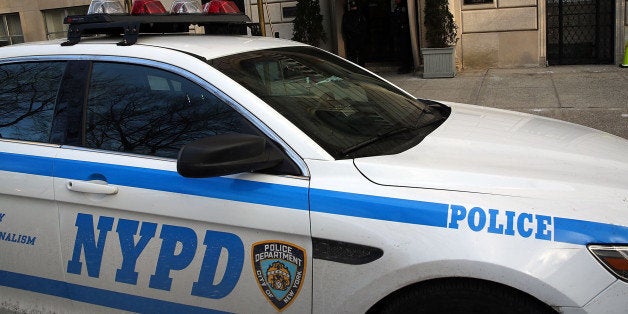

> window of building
[461,0,496,10]
[0,62,66,143]
[0,13,24,46]
[43,6,89,40]
[463,0,493,4]
[463,0,493,5]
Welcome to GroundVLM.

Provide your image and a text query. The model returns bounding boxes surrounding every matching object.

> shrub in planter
[422,0,458,78]
[292,0,326,47]
[424,0,457,48]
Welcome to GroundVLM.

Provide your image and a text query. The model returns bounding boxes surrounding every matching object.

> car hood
[354,102,628,199]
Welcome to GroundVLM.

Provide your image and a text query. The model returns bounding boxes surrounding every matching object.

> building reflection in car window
[0,62,65,143]
[85,62,256,158]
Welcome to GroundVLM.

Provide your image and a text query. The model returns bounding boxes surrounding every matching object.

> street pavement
[378,65,628,140]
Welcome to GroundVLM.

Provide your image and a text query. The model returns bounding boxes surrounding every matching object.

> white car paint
[0,28,626,314]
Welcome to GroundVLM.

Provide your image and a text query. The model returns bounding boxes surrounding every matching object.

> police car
[0,0,627,313]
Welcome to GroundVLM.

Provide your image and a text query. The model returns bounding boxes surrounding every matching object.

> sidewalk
[379,65,628,139]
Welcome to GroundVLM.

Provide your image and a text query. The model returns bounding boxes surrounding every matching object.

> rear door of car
[53,57,312,313]
[0,59,68,311]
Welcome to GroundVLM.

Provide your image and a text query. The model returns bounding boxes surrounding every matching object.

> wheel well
[366,277,557,313]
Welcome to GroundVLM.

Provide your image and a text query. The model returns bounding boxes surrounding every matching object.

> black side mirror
[177,134,283,178]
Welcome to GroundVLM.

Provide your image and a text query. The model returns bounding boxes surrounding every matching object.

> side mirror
[177,134,283,178]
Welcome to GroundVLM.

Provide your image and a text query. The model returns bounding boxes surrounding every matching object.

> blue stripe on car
[0,152,54,177]
[554,217,628,245]
[54,157,310,211]
[1,152,627,246]
[0,270,229,314]
[310,188,449,228]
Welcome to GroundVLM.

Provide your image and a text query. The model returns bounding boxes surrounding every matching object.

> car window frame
[4,55,308,177]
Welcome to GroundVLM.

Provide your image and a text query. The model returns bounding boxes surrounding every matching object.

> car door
[0,60,68,311]
[54,58,312,313]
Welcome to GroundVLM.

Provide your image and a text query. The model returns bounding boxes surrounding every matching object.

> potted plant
[421,0,458,78]
[292,0,326,47]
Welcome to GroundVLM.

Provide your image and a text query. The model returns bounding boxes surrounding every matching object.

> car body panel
[355,102,628,200]
[53,147,311,313]
[0,32,626,313]
[306,159,620,311]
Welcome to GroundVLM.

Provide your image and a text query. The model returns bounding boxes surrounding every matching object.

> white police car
[0,1,627,313]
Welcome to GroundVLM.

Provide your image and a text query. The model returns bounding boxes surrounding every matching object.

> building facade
[246,0,627,69]
[454,0,627,68]
[0,0,93,45]
[1,0,627,69]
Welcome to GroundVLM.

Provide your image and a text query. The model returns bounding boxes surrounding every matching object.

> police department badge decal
[252,241,306,311]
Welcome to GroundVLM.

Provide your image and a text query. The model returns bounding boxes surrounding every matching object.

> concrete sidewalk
[379,65,628,139]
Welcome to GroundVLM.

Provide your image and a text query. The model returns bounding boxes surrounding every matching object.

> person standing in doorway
[392,0,413,73]
[342,0,367,66]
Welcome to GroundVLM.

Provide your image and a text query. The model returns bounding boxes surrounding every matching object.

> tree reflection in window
[0,62,65,142]
[86,63,253,159]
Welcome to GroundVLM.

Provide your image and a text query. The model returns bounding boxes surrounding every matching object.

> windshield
[212,47,449,159]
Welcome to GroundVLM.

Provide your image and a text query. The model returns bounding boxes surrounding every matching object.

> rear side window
[85,62,256,158]
[0,62,65,142]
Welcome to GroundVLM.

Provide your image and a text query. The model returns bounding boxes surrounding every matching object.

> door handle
[66,180,118,195]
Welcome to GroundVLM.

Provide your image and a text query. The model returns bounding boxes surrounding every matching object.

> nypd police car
[0,1,627,313]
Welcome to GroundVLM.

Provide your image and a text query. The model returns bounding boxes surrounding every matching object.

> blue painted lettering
[67,213,114,277]
[468,207,486,231]
[115,219,157,285]
[191,230,244,299]
[67,214,245,299]
[0,213,5,222]
[504,211,516,236]
[448,205,467,229]
[487,209,504,234]
[149,225,198,291]
[535,215,553,240]
[0,231,36,245]
[517,213,534,238]
[447,205,553,241]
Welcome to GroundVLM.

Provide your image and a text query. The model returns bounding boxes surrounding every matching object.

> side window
[0,62,65,142]
[85,62,256,158]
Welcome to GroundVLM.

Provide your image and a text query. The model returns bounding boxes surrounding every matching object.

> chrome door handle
[66,180,118,195]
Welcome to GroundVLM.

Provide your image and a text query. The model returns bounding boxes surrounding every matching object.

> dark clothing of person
[342,8,367,66]
[391,2,413,73]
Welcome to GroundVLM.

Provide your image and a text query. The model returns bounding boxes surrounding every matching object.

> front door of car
[53,59,312,313]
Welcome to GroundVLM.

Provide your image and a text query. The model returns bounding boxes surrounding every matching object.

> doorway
[361,0,395,62]
[546,0,615,65]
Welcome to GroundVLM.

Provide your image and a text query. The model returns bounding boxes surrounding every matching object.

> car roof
[2,34,309,61]
[129,34,309,59]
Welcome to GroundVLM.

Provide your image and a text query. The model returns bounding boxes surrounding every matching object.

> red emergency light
[131,0,167,15]
[203,0,241,14]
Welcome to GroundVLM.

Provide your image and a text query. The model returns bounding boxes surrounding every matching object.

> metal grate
[546,0,615,65]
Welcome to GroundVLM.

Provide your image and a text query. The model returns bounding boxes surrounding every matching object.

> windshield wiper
[340,111,447,158]
[340,126,416,157]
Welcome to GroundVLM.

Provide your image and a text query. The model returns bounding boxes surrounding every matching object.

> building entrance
[546,0,615,65]
[361,0,395,62]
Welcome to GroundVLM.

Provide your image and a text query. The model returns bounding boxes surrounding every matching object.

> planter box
[421,47,456,78]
